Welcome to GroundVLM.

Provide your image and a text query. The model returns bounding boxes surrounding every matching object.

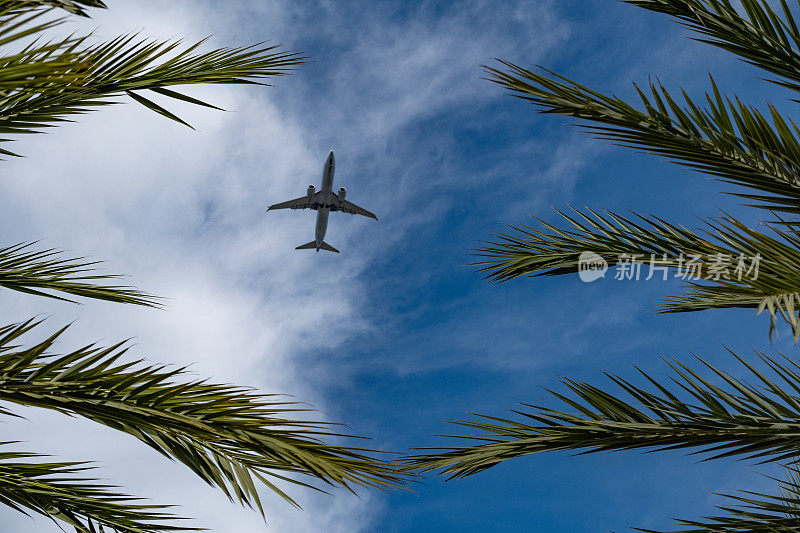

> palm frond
[478,208,800,340]
[0,1,105,17]
[0,319,408,514]
[779,462,800,518]
[0,7,303,155]
[0,443,194,533]
[638,475,800,532]
[625,0,800,95]
[41,0,105,16]
[406,350,800,479]
[0,242,160,306]
[486,63,800,213]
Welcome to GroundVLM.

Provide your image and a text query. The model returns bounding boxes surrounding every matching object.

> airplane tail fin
[295,240,340,253]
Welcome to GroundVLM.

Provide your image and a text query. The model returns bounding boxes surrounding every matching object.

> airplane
[267,150,377,253]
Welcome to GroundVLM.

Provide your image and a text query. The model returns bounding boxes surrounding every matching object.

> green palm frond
[40,0,105,16]
[478,208,800,340]
[407,350,800,479]
[486,63,800,213]
[0,319,408,514]
[781,461,800,510]
[0,242,160,306]
[478,208,766,282]
[0,1,104,17]
[0,7,303,155]
[625,0,800,95]
[0,0,108,17]
[638,469,800,532]
[0,444,194,533]
[639,493,800,532]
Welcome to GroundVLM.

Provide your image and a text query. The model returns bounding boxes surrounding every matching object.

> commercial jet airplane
[267,150,377,253]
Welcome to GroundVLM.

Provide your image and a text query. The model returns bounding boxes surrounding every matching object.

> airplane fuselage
[314,151,336,248]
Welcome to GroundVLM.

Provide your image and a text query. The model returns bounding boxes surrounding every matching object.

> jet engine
[307,185,315,198]
[338,187,346,201]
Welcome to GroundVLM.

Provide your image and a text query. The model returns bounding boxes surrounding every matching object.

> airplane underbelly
[321,171,334,191]
[315,208,329,242]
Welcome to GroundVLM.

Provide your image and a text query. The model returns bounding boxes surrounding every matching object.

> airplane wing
[267,195,315,211]
[337,198,378,220]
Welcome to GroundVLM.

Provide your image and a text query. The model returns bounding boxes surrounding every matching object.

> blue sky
[0,1,795,532]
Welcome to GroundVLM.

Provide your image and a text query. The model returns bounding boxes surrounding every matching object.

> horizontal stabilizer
[295,240,340,253]
[320,241,340,253]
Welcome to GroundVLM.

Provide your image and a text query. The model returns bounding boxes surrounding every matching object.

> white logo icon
[578,251,608,283]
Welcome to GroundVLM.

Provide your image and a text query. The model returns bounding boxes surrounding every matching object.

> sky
[0,0,795,531]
